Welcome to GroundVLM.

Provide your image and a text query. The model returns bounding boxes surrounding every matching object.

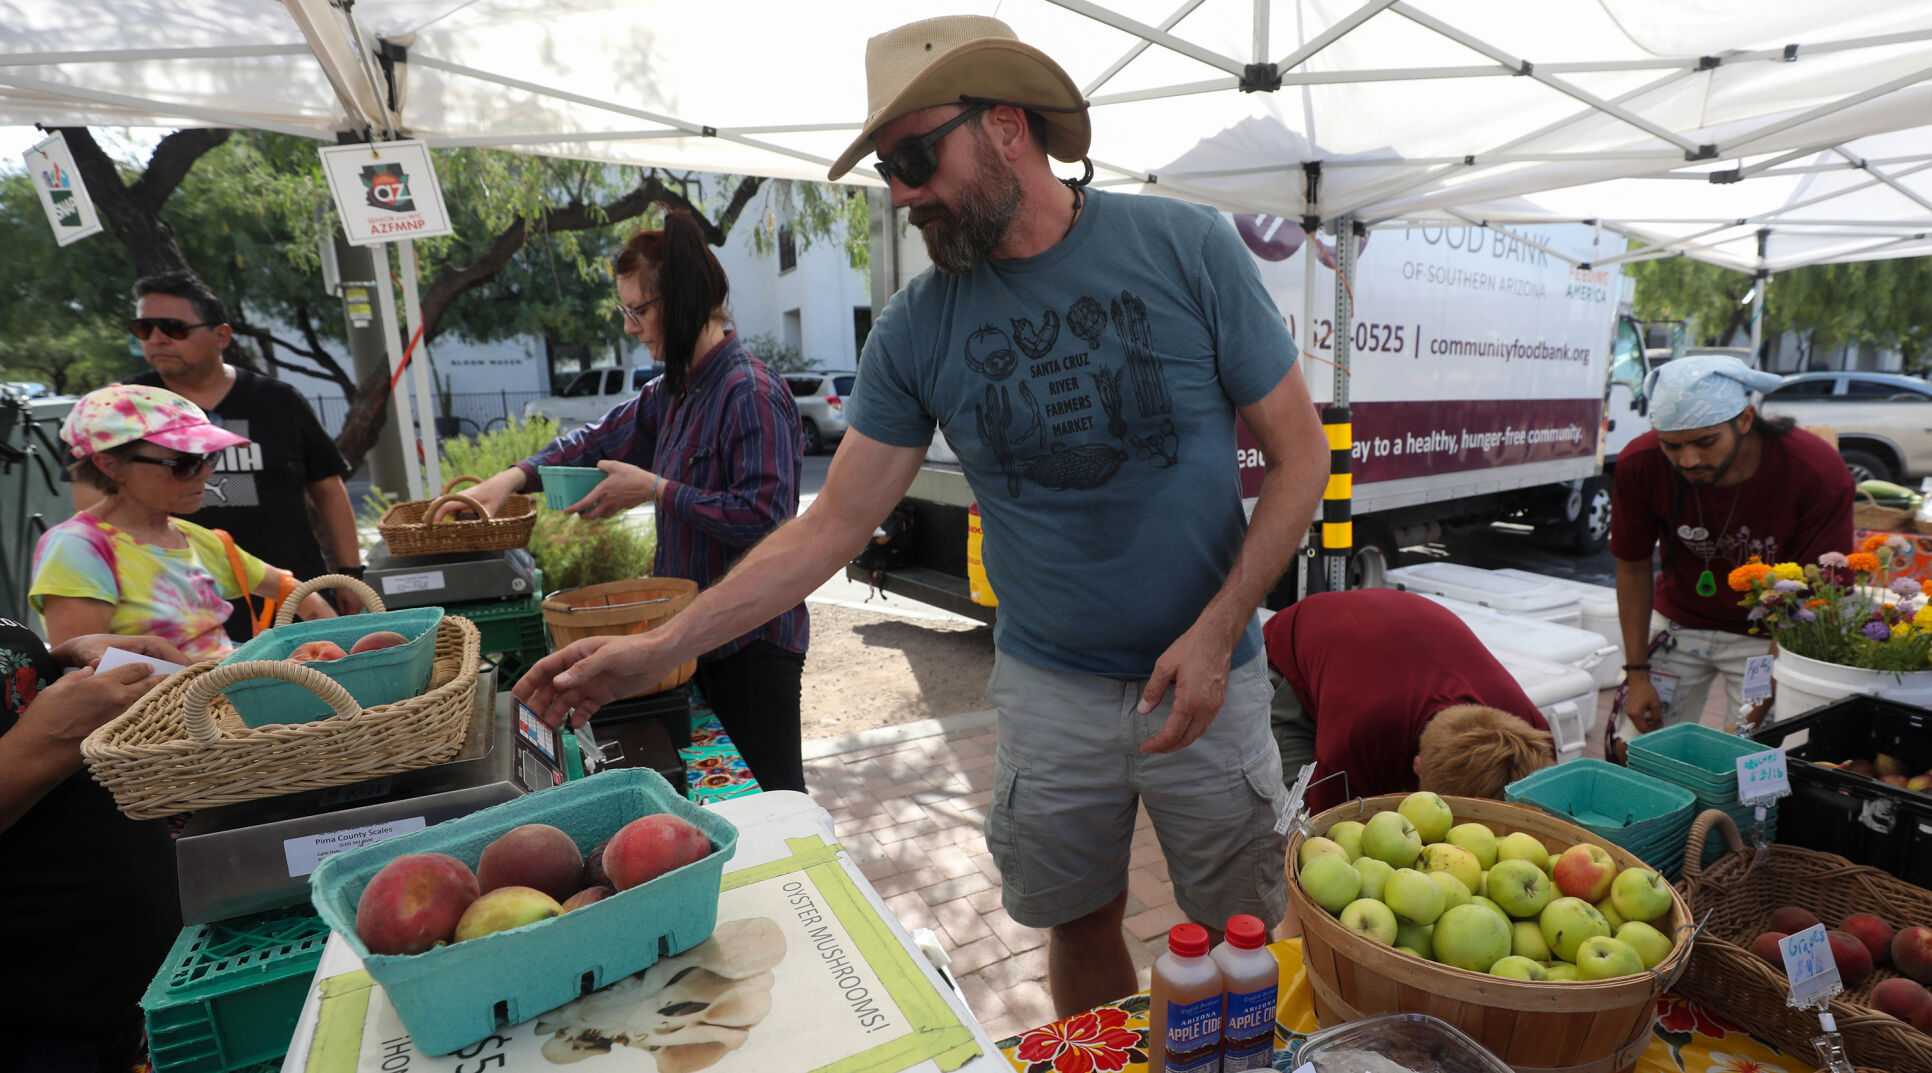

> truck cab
[523,364,664,432]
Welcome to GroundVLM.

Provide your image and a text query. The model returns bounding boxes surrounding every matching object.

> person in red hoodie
[1263,589,1556,815]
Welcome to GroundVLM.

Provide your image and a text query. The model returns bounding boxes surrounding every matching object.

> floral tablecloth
[1854,526,1932,584]
[996,939,1811,1073]
[681,688,763,803]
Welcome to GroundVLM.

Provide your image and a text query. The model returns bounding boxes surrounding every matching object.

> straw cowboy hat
[828,15,1091,181]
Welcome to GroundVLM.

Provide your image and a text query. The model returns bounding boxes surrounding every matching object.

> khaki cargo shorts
[984,648,1288,931]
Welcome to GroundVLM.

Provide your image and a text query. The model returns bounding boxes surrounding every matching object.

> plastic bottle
[1149,922,1224,1073]
[1212,914,1279,1071]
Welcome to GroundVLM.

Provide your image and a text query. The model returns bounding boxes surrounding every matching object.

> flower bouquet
[1729,534,1932,673]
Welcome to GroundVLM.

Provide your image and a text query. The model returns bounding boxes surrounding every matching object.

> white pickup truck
[523,364,663,432]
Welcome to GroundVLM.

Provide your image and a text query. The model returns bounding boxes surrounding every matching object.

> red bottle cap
[1168,923,1210,958]
[1225,914,1267,949]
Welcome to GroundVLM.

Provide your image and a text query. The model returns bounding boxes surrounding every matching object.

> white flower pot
[1771,647,1932,723]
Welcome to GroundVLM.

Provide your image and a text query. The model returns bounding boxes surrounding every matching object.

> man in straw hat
[1610,356,1850,747]
[513,15,1328,1016]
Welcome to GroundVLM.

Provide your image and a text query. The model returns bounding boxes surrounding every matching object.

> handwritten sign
[1741,654,1774,703]
[1736,747,1790,805]
[1779,924,1843,1009]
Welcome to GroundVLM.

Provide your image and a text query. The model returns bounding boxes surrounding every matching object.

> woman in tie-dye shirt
[31,384,335,660]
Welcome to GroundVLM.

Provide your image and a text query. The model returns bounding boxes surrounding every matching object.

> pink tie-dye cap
[61,383,253,459]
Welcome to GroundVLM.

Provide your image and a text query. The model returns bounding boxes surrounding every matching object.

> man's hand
[434,470,520,522]
[1624,675,1665,733]
[1136,624,1235,753]
[569,461,659,520]
[17,662,167,753]
[49,633,189,670]
[512,635,681,728]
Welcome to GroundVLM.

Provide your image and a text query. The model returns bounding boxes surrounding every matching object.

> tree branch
[229,321,353,392]
[129,129,232,212]
[49,126,200,277]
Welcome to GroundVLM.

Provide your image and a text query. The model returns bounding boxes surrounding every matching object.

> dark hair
[133,270,229,326]
[611,210,729,395]
[67,442,143,495]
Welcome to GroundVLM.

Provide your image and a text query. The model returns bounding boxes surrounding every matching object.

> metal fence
[307,390,551,439]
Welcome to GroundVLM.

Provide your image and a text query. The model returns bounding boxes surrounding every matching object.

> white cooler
[1417,592,1623,690]
[1386,562,1584,628]
[1493,650,1599,764]
[1492,568,1624,666]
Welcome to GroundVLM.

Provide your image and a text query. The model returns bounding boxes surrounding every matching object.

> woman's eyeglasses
[126,453,218,479]
[873,102,991,189]
[619,297,663,326]
[127,317,218,341]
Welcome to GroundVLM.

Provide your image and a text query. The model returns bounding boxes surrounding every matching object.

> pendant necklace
[1691,484,1743,597]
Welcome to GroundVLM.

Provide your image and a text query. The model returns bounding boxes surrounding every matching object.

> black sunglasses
[873,103,991,189]
[125,452,217,479]
[127,317,219,341]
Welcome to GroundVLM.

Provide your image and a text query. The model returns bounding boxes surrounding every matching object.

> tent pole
[370,241,424,501]
[1751,228,1770,364]
[1325,215,1356,595]
[399,239,443,496]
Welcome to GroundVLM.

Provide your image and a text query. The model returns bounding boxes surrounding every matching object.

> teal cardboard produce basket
[309,768,737,1056]
[536,465,606,511]
[217,607,443,727]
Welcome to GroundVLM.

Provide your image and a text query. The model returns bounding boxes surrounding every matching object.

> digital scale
[362,545,540,608]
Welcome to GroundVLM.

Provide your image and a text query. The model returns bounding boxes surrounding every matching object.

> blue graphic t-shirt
[846,189,1298,677]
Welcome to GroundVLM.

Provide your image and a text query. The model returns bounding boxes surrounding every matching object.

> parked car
[1759,371,1932,483]
[523,364,663,432]
[787,370,855,455]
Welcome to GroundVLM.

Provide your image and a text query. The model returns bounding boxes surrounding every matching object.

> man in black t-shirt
[118,271,364,638]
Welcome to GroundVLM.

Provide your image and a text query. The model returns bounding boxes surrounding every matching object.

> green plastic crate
[141,905,331,1073]
[449,593,546,657]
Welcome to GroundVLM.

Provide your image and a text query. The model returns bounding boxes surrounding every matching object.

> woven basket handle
[423,492,491,527]
[273,573,388,627]
[1681,808,1748,881]
[441,474,483,496]
[182,659,363,742]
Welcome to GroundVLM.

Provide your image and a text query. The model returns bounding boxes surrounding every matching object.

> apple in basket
[288,640,347,663]
[350,630,410,654]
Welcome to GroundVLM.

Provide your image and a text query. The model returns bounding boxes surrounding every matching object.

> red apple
[1769,906,1820,935]
[350,630,409,654]
[289,640,347,663]
[1841,913,1896,965]
[1894,925,1932,983]
[1750,931,1789,970]
[1828,929,1874,986]
[1551,844,1617,903]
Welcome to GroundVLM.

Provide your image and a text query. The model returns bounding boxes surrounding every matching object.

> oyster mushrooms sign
[319,139,453,247]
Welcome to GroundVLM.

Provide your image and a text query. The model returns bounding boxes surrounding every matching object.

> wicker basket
[1290,794,1696,1073]
[1852,489,1915,533]
[378,475,537,557]
[542,577,699,697]
[1675,809,1932,1073]
[274,573,384,624]
[81,615,481,819]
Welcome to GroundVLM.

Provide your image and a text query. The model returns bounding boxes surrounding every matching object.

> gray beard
[917,147,1021,276]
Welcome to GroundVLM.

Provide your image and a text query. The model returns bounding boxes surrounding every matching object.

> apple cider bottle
[1149,923,1224,1073]
[1211,915,1278,1071]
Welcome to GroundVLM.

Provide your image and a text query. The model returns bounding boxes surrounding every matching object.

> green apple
[1546,850,1561,876]
[1495,831,1548,869]
[1385,867,1447,926]
[1552,844,1618,902]
[1399,791,1455,844]
[1594,897,1627,933]
[1476,870,1488,898]
[1540,961,1581,981]
[1362,811,1422,869]
[1300,851,1362,914]
[1615,921,1674,969]
[1352,857,1395,902]
[1471,896,1509,924]
[1326,820,1367,861]
[1540,897,1612,963]
[1610,868,1673,924]
[1395,920,1435,960]
[1574,935,1645,980]
[1299,836,1349,867]
[1446,822,1499,870]
[1489,955,1546,980]
[1395,946,1427,959]
[1486,859,1553,919]
[1433,903,1512,972]
[1429,870,1472,912]
[1512,919,1552,961]
[1339,898,1398,946]
[1419,843,1482,894]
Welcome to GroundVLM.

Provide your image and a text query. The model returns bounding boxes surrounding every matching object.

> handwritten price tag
[1780,924,1843,1009]
[1741,654,1774,703]
[1736,747,1790,805]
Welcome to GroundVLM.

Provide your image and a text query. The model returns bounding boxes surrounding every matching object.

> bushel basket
[1674,810,1932,1073]
[378,474,537,556]
[81,615,481,819]
[1851,488,1915,532]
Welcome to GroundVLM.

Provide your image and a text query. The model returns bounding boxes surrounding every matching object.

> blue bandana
[1645,356,1786,432]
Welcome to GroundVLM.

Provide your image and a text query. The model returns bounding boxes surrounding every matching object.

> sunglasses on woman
[126,452,218,479]
[126,317,219,341]
[873,102,991,188]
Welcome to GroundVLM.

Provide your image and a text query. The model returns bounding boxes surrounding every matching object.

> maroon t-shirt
[1610,427,1853,634]
[1264,590,1551,814]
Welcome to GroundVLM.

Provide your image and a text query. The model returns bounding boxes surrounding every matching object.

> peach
[1844,759,1878,777]
[1828,929,1874,986]
[1749,931,1789,970]
[453,885,560,942]
[1769,906,1820,935]
[350,630,409,654]
[1894,925,1932,983]
[1907,774,1932,793]
[476,823,583,902]
[354,852,479,956]
[1872,978,1932,1031]
[289,640,347,663]
[1882,775,1911,788]
[559,886,612,912]
[1876,754,1909,778]
[581,837,613,890]
[1841,912,1896,965]
[604,813,712,891]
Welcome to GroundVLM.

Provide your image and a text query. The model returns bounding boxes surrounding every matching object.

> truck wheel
[1840,448,1893,484]
[801,419,824,456]
[1558,477,1612,556]
[1347,527,1400,590]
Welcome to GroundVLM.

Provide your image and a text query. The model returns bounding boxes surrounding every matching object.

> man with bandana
[1610,356,1852,744]
[513,15,1330,1017]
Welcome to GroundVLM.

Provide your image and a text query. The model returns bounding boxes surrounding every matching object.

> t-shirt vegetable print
[30,512,267,660]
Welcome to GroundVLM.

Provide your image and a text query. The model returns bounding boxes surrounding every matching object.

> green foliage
[0,170,146,392]
[739,332,816,374]
[742,181,872,274]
